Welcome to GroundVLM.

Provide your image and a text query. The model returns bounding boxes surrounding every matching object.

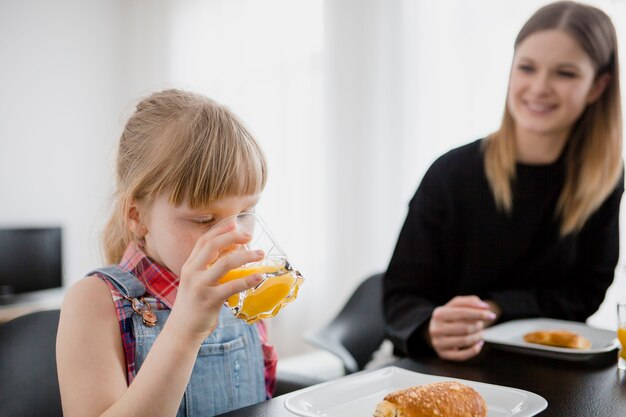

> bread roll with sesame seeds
[373,381,487,417]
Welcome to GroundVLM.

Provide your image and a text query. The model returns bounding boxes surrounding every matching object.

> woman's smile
[522,99,558,116]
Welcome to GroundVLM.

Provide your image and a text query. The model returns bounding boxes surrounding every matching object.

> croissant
[373,381,487,417]
[523,329,591,349]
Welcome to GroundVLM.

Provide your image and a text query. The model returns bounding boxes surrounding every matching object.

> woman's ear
[128,205,148,238]
[587,73,611,104]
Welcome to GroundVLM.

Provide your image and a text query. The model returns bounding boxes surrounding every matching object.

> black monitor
[0,227,63,302]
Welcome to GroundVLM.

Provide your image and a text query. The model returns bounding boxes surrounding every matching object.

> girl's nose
[221,216,240,231]
[236,213,257,237]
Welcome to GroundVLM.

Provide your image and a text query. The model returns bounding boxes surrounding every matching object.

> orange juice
[618,327,626,360]
[218,264,283,283]
[218,262,303,324]
[235,273,296,314]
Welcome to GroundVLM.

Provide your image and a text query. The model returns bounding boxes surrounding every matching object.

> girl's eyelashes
[194,217,216,226]
[191,206,256,226]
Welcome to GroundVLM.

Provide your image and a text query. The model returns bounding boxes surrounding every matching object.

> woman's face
[507,29,601,141]
[137,193,260,276]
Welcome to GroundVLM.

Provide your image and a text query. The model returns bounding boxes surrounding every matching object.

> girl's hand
[428,295,497,361]
[167,222,264,343]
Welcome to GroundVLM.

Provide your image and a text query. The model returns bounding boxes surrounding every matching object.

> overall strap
[90,265,150,385]
[89,265,147,299]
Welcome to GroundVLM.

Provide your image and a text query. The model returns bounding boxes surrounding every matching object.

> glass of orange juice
[619,302,626,370]
[214,212,304,324]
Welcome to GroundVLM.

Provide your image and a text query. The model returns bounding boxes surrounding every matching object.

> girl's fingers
[212,273,264,300]
[186,221,238,261]
[186,230,252,271]
[207,248,265,283]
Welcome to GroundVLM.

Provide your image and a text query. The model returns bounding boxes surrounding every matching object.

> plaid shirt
[95,242,277,398]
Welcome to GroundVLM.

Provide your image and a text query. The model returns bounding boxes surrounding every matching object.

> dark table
[218,345,626,416]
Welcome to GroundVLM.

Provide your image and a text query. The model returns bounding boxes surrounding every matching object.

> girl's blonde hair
[103,89,267,263]
[484,1,622,236]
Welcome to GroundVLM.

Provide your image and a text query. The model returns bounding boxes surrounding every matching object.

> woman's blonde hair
[103,89,267,263]
[484,1,622,236]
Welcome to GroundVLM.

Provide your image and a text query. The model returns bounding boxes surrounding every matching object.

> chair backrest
[0,309,63,417]
[304,273,385,374]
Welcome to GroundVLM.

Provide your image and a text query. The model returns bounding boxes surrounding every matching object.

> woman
[383,1,623,361]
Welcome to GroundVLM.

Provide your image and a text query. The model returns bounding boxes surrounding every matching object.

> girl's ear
[128,205,148,238]
[587,73,611,104]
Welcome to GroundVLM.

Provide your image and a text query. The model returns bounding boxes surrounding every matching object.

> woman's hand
[428,296,497,361]
[167,222,264,344]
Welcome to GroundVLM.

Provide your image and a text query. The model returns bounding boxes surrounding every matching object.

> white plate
[284,366,547,417]
[483,318,619,360]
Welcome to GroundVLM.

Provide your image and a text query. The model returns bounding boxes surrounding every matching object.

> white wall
[0,0,130,284]
[0,0,188,284]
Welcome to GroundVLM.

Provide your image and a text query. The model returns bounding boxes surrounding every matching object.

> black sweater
[383,139,624,357]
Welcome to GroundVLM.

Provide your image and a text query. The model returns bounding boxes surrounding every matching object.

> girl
[57,89,276,416]
[384,1,623,361]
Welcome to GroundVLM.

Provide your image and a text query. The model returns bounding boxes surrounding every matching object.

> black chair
[0,309,63,417]
[304,273,386,375]
[274,370,326,396]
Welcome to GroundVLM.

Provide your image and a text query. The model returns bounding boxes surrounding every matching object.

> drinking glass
[618,302,626,370]
[213,212,304,324]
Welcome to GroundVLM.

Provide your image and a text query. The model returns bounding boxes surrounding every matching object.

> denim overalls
[93,266,266,417]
